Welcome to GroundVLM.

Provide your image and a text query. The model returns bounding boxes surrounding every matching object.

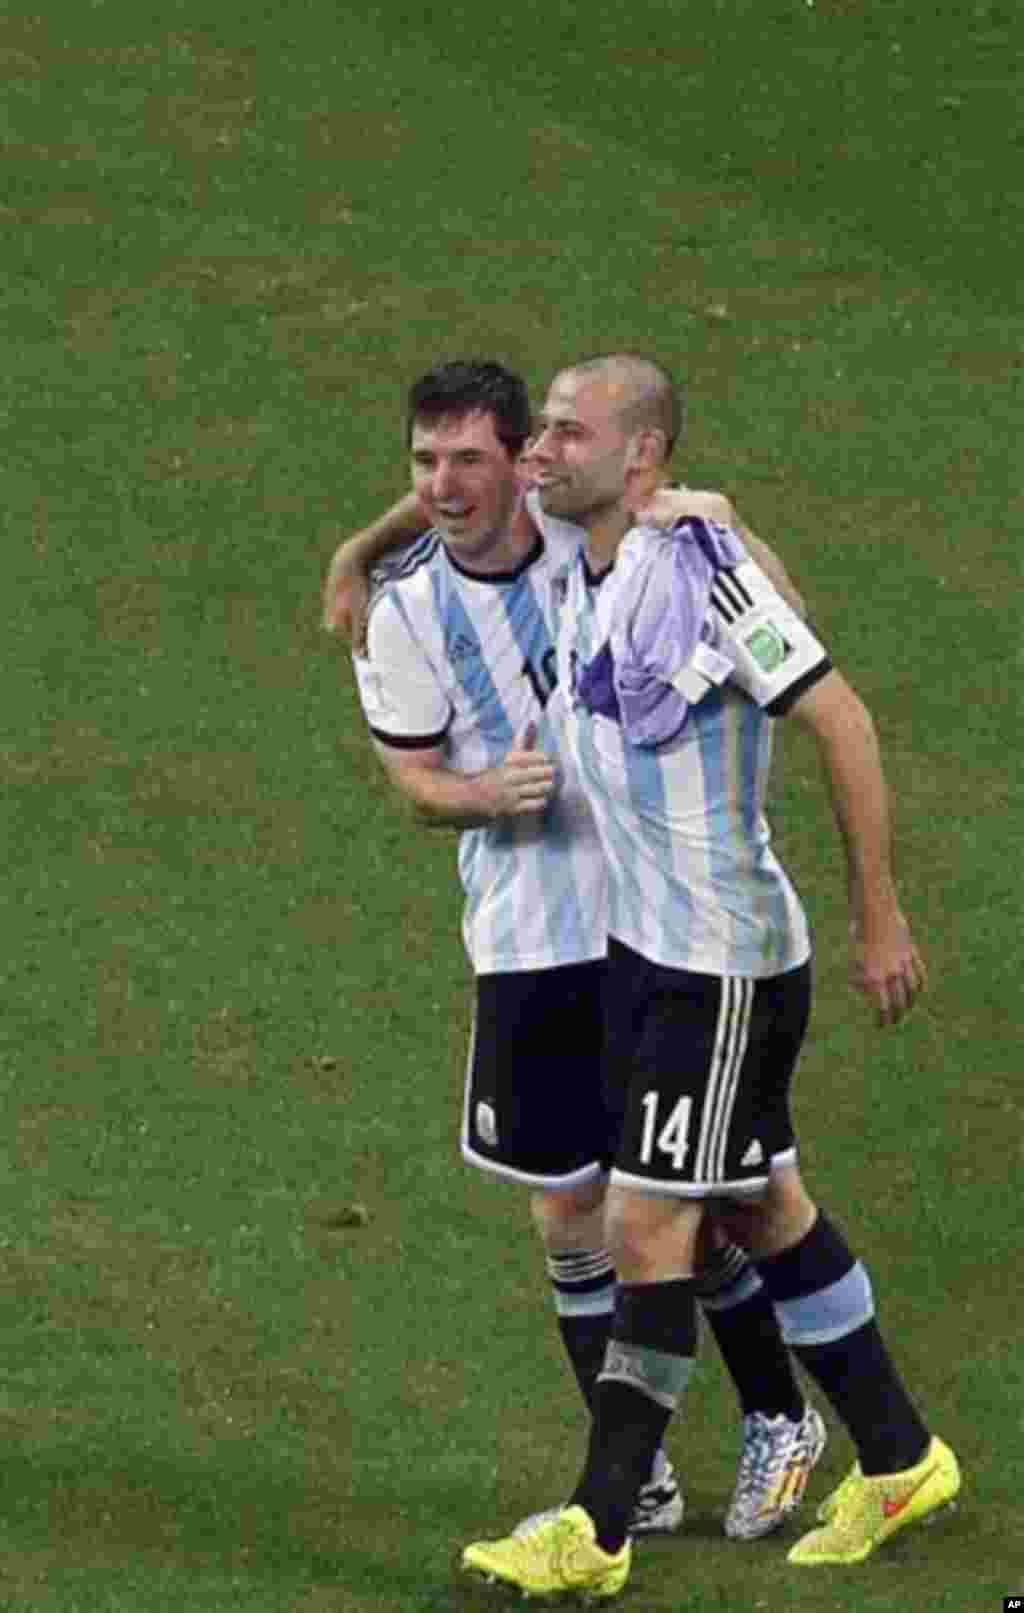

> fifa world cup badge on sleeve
[744,623,793,675]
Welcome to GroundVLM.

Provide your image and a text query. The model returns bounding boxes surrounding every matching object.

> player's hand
[483,722,557,818]
[630,485,740,531]
[322,542,371,652]
[848,912,928,1027]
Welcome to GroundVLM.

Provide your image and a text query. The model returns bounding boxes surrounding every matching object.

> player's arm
[786,670,927,1027]
[322,491,431,646]
[354,592,555,827]
[631,486,806,617]
[708,562,924,1026]
[372,729,556,829]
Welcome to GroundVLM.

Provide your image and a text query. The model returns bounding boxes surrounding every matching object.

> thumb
[518,720,538,751]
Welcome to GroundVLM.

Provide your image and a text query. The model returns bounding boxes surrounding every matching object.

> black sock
[792,1322,929,1476]
[702,1293,805,1422]
[556,1313,613,1412]
[547,1248,616,1413]
[571,1279,697,1554]
[756,1212,930,1476]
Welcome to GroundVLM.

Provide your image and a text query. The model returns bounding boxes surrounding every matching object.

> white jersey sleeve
[708,557,832,713]
[353,591,450,747]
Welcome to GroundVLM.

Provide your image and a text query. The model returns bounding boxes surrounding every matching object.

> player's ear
[625,427,667,473]
[624,463,663,512]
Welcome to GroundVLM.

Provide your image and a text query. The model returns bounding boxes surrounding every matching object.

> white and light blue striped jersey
[353,526,607,975]
[552,524,832,977]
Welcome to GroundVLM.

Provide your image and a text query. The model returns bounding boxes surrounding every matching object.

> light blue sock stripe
[551,1282,616,1318]
[599,1341,696,1412]
[773,1261,875,1347]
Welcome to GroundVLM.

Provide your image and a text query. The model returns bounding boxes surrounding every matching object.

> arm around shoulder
[323,491,432,643]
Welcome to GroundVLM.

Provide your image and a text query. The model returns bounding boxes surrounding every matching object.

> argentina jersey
[554,528,828,978]
[353,529,606,975]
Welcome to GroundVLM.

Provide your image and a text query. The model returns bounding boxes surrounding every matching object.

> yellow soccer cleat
[788,1436,960,1565]
[462,1504,631,1600]
[816,1461,861,1523]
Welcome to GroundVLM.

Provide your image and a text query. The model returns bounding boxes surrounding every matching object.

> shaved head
[555,353,682,460]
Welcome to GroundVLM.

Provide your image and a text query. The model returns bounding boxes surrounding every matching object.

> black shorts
[461,959,610,1188]
[602,939,812,1198]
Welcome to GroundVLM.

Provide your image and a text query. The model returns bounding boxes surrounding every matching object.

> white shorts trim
[610,1144,798,1201]
[609,1167,769,1199]
[461,1140,608,1191]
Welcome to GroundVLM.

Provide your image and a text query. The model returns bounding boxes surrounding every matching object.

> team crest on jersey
[475,1102,498,1146]
[551,575,569,606]
[743,623,792,674]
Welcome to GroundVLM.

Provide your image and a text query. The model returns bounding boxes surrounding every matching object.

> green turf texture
[1,0,1021,1607]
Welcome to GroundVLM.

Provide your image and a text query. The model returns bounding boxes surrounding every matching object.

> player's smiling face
[410,410,521,569]
[529,373,633,527]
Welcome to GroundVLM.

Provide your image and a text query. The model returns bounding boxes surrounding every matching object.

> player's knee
[529,1183,606,1249]
[728,1169,816,1257]
[605,1195,699,1282]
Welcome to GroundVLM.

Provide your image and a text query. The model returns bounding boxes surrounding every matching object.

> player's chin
[536,481,573,513]
[446,529,494,562]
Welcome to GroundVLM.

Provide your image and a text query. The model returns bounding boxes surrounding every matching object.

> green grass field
[2,0,1021,1607]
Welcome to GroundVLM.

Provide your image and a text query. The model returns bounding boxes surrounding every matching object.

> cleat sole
[921,1499,958,1526]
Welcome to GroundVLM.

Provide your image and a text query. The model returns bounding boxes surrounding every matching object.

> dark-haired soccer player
[461,354,959,1599]
[341,359,827,1544]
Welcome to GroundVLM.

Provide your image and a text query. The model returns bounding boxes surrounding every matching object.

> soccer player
[342,359,827,1543]
[460,355,960,1599]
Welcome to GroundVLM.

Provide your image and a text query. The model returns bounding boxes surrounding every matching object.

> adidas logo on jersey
[740,1138,764,1167]
[448,632,478,663]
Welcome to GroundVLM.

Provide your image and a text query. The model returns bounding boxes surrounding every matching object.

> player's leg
[568,1184,702,1557]
[726,965,960,1564]
[461,962,612,1411]
[463,1182,696,1599]
[463,945,700,1597]
[515,951,683,1538]
[560,957,826,1561]
[529,1183,614,1416]
[695,1216,827,1540]
[696,1220,804,1425]
[527,1185,685,1535]
[577,960,825,1552]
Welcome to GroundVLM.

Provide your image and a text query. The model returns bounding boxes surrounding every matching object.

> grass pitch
[1,0,1020,1608]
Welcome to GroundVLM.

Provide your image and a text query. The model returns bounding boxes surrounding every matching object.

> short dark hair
[561,353,683,460]
[406,360,532,458]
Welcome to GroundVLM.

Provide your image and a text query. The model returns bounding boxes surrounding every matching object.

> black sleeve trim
[368,723,449,750]
[765,656,834,717]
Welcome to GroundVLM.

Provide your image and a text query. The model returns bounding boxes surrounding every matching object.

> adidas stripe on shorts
[602,939,812,1198]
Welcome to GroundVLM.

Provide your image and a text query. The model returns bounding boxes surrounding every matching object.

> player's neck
[583,505,632,572]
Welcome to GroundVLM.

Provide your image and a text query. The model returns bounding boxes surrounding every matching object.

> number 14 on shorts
[639,1091,693,1170]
